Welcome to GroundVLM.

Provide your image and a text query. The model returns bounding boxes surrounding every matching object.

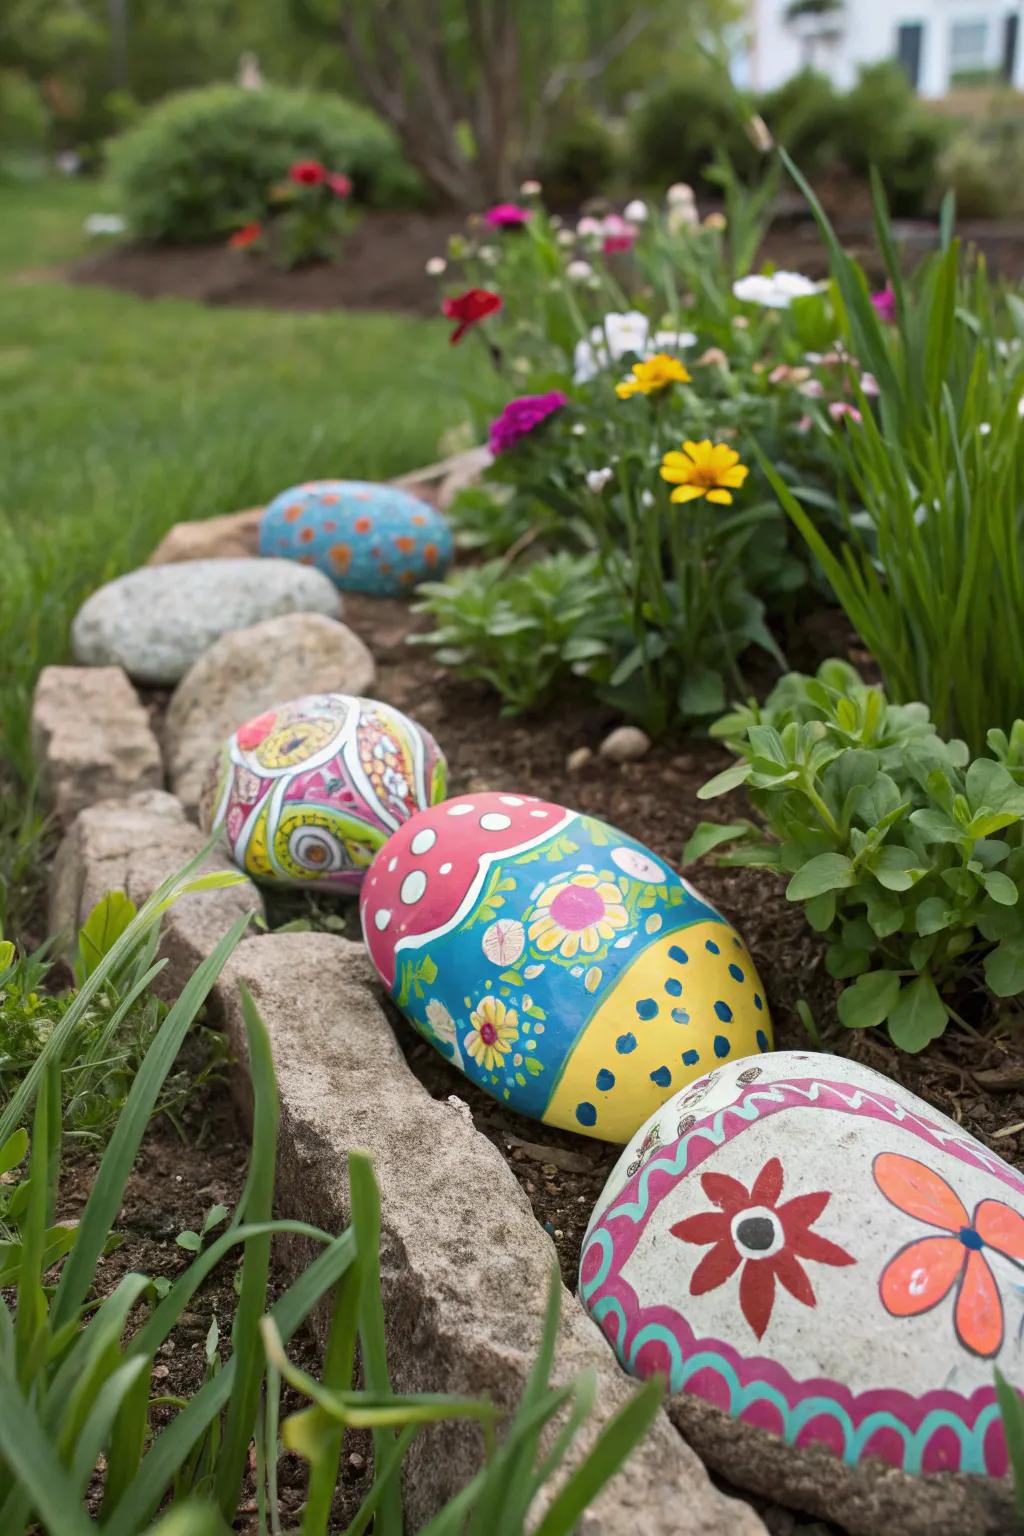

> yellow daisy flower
[527,872,629,959]
[465,996,519,1071]
[616,352,692,400]
[660,439,749,506]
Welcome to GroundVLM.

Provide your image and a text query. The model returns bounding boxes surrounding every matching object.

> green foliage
[758,69,843,177]
[769,154,1024,752]
[538,112,620,204]
[414,553,619,713]
[630,73,757,192]
[0,857,660,1532]
[0,69,47,171]
[936,102,1024,218]
[687,660,1024,1051]
[995,1368,1024,1524]
[111,85,420,244]
[829,64,945,215]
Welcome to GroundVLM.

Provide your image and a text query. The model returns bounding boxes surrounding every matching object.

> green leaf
[865,889,903,938]
[76,891,138,981]
[678,667,726,717]
[909,809,963,844]
[994,1368,1024,1521]
[786,853,856,901]
[985,938,1024,998]
[983,870,1019,907]
[837,970,901,1030]
[696,762,752,800]
[681,822,752,865]
[803,890,837,932]
[887,975,949,1052]
[870,846,927,892]
[914,898,955,936]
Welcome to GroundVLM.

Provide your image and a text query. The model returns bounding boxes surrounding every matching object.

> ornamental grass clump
[685,660,1024,1053]
[763,156,1024,753]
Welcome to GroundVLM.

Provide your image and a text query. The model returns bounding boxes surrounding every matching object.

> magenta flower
[828,400,863,424]
[602,214,639,254]
[488,391,568,455]
[485,203,531,229]
[871,284,896,324]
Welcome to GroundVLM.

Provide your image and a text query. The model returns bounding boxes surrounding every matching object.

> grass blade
[0,1365,95,1536]
[531,1375,664,1536]
[349,1150,402,1534]
[214,983,279,1520]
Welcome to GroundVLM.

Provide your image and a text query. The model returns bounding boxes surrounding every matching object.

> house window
[1004,13,1020,80]
[896,21,925,87]
[949,18,990,82]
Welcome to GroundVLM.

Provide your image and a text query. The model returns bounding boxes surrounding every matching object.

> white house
[740,0,1024,97]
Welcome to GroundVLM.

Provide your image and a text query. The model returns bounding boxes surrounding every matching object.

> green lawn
[0,178,471,932]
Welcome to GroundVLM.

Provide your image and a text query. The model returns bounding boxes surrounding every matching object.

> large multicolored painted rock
[359,792,770,1142]
[580,1050,1024,1480]
[258,481,454,596]
[200,693,446,893]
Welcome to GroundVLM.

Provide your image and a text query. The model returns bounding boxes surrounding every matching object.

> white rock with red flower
[580,1049,1024,1483]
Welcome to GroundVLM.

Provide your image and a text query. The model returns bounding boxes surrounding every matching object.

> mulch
[64,207,1024,317]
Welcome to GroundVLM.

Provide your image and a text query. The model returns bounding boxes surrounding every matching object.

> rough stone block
[50,790,263,1000]
[214,932,765,1536]
[31,665,163,826]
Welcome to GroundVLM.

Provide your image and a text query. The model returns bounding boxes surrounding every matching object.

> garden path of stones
[30,454,1015,1536]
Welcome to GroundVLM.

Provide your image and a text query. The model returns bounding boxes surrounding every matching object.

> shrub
[0,69,48,173]
[686,660,1024,1052]
[630,74,757,192]
[829,63,946,215]
[757,69,843,177]
[539,111,619,204]
[111,84,422,244]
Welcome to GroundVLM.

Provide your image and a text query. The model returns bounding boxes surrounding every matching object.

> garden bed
[66,208,1024,316]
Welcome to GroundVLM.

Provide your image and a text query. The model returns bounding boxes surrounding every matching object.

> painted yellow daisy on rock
[615,352,691,400]
[660,440,749,505]
[528,872,629,959]
[465,996,519,1071]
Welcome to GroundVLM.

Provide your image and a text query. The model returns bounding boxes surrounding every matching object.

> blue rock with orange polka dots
[259,480,454,597]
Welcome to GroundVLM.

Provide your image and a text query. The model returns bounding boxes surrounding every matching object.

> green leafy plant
[0,888,223,1145]
[111,84,421,244]
[414,552,619,713]
[686,659,1024,1051]
[764,154,1024,753]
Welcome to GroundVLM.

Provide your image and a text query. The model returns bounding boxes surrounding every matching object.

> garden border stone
[213,931,767,1536]
[30,664,163,825]
[49,789,264,1001]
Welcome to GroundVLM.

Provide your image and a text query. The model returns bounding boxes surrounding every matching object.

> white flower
[667,203,699,235]
[425,999,463,1067]
[1018,396,1024,418]
[84,213,126,236]
[478,245,499,266]
[640,489,655,508]
[586,467,614,494]
[425,256,447,276]
[732,271,824,309]
[572,310,694,383]
[666,182,696,207]
[520,179,542,196]
[979,421,992,435]
[576,216,603,239]
[571,423,587,436]
[557,228,576,247]
[566,259,593,281]
[624,198,648,222]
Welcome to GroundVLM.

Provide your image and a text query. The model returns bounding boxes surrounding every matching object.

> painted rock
[580,1050,1024,1479]
[258,480,454,596]
[359,792,770,1141]
[200,693,447,893]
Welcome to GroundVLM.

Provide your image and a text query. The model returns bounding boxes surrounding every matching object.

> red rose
[289,160,327,187]
[441,287,502,344]
[228,221,262,250]
[328,172,353,198]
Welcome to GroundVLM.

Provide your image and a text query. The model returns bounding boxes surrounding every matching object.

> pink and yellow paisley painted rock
[200,692,446,893]
[580,1050,1024,1479]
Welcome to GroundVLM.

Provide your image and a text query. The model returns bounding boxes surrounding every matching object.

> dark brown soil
[65,206,1024,316]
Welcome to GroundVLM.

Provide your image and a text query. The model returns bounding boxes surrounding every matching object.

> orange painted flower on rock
[874,1152,1024,1358]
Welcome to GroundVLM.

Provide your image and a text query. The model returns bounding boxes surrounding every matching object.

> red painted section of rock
[359,791,570,988]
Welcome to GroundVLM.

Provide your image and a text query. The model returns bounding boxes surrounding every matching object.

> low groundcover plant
[685,659,1024,1052]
